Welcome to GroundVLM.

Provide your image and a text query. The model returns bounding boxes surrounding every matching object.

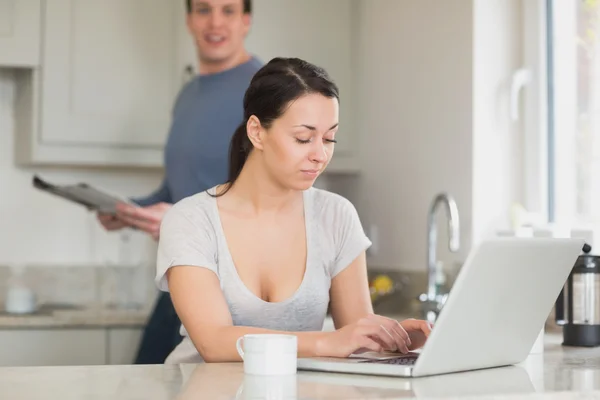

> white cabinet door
[107,328,143,365]
[247,0,358,171]
[0,329,106,366]
[21,0,195,167]
[0,0,41,67]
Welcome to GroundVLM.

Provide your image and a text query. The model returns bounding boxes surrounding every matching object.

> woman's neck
[225,155,302,216]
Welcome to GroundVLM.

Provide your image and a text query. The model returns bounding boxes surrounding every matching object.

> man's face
[187,0,251,65]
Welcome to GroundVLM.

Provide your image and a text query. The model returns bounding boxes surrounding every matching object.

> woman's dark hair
[186,0,252,14]
[212,57,339,197]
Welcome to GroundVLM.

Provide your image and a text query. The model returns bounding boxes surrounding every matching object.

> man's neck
[198,50,251,75]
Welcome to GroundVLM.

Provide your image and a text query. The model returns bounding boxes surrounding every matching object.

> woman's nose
[309,141,328,163]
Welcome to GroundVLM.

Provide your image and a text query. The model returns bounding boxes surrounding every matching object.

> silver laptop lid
[412,237,583,376]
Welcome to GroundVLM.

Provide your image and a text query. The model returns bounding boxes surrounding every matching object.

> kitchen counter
[0,305,150,328]
[3,333,600,399]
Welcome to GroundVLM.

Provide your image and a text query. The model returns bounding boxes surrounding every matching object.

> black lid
[573,243,600,273]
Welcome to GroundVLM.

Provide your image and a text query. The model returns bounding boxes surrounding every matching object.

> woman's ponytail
[228,120,251,184]
[210,120,251,197]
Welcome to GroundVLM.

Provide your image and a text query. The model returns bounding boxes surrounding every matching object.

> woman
[156,57,431,364]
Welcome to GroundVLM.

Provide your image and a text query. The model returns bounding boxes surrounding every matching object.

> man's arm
[131,177,172,207]
[113,178,173,240]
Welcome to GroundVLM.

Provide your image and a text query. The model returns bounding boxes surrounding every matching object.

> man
[97,0,262,364]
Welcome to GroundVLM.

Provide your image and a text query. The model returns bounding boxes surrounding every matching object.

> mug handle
[236,336,245,360]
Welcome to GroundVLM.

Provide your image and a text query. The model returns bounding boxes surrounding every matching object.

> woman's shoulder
[307,187,358,216]
[162,188,218,230]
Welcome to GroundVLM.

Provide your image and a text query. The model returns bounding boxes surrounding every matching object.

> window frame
[522,0,551,224]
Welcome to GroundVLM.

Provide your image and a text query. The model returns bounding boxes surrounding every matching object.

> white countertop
[0,305,150,328]
[3,333,600,399]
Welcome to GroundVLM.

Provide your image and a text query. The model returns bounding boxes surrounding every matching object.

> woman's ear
[246,115,265,150]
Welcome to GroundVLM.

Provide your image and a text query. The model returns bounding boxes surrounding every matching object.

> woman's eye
[295,137,337,144]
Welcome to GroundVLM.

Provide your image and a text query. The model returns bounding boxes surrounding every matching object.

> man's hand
[115,202,172,240]
[97,213,127,231]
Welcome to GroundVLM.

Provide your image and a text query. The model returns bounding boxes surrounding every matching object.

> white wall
[348,0,524,272]
[0,0,526,275]
[472,0,523,244]
[0,70,160,268]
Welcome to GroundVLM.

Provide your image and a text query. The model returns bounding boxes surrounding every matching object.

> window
[523,0,600,227]
[547,0,600,225]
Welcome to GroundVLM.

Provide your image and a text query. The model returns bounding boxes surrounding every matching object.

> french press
[555,243,600,347]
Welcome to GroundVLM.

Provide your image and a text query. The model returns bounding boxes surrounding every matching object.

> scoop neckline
[209,187,313,306]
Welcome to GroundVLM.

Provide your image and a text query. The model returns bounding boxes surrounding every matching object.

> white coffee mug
[236,334,297,375]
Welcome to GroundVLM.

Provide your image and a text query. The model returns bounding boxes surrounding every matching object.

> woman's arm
[328,251,432,352]
[328,251,373,329]
[167,266,328,362]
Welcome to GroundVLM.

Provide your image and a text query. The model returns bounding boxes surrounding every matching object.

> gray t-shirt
[155,186,372,364]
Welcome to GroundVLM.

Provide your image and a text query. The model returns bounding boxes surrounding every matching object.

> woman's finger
[390,320,412,348]
[366,314,412,350]
[357,336,383,353]
[358,324,400,352]
[401,318,433,337]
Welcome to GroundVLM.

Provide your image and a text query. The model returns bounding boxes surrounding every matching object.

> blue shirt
[135,56,263,206]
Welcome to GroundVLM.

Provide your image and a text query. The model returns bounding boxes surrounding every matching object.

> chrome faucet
[419,193,460,323]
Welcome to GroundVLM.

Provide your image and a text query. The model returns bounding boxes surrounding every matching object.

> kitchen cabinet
[15,0,196,167]
[0,327,144,367]
[13,0,359,172]
[107,328,143,365]
[0,0,41,67]
[0,329,106,367]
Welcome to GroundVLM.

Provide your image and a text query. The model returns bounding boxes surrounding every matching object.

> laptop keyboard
[360,356,418,366]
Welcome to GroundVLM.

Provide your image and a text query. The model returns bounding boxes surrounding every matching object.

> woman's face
[253,93,339,191]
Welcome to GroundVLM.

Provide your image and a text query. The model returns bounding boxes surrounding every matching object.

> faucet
[419,193,460,323]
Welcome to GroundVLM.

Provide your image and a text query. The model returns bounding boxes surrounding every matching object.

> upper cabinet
[15,0,196,167]
[41,0,191,148]
[0,0,41,67]
[13,0,359,172]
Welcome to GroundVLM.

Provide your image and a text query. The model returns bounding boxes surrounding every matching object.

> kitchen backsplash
[0,69,164,268]
[0,262,157,311]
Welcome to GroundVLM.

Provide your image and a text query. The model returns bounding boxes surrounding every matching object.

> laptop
[297,237,584,378]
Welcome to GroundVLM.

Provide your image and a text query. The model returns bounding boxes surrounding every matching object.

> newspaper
[32,175,136,215]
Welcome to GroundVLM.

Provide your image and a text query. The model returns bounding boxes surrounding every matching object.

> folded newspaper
[32,175,135,215]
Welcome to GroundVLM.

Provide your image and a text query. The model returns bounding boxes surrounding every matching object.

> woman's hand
[400,318,433,351]
[315,313,414,358]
